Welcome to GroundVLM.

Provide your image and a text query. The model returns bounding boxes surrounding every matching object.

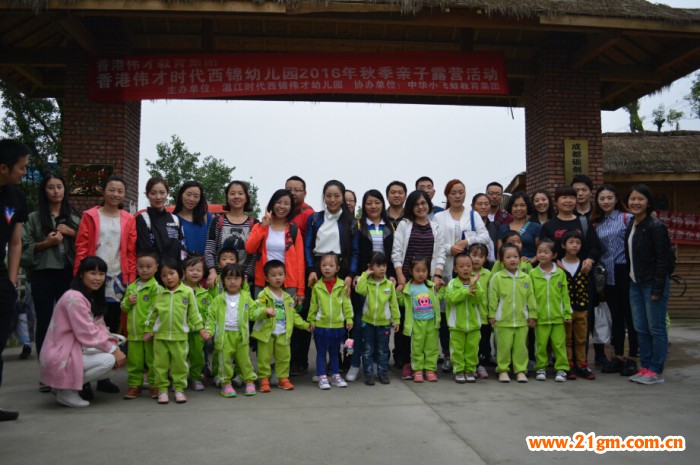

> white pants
[83,352,116,384]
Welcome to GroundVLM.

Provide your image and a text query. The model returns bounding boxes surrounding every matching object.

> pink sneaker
[244,382,256,396]
[401,364,413,380]
[426,371,438,382]
[476,365,489,379]
[413,371,424,383]
[220,384,236,398]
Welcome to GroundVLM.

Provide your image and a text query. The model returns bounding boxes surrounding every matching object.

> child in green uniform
[144,257,206,404]
[183,255,210,391]
[121,251,160,399]
[445,253,486,384]
[530,239,572,383]
[469,243,492,379]
[308,253,354,390]
[355,252,400,386]
[253,260,311,393]
[204,263,266,398]
[401,257,441,383]
[488,244,537,383]
[491,231,533,275]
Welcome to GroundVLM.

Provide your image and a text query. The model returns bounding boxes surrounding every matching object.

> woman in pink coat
[40,256,126,407]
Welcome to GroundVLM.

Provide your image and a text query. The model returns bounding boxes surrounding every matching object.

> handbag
[592,264,607,293]
[592,302,612,345]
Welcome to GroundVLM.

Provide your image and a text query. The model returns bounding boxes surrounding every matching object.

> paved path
[1,321,698,465]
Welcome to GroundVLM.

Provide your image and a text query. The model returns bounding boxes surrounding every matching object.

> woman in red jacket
[74,175,137,337]
[245,189,305,303]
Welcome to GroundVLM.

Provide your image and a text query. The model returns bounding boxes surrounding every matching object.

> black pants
[606,264,638,357]
[290,287,313,370]
[31,267,73,356]
[393,304,411,367]
[0,277,18,389]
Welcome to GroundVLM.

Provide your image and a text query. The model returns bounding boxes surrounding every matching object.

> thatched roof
[8,0,700,20]
[603,131,700,175]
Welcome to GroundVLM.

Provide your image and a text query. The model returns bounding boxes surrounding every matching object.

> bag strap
[470,210,476,232]
[519,221,530,236]
[580,215,589,238]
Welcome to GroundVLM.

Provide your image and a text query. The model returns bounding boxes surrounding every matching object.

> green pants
[449,329,481,374]
[217,330,256,385]
[188,332,205,381]
[126,340,154,388]
[257,333,291,379]
[535,323,569,371]
[153,339,188,393]
[494,326,529,374]
[410,319,439,372]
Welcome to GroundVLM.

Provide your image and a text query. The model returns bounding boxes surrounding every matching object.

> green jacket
[488,270,537,327]
[308,278,353,329]
[530,264,573,324]
[355,272,400,327]
[208,275,250,301]
[444,276,487,333]
[476,268,492,291]
[121,277,160,341]
[188,284,212,331]
[491,259,533,276]
[252,287,309,344]
[21,210,81,272]
[145,283,203,341]
[401,280,441,337]
[205,289,264,350]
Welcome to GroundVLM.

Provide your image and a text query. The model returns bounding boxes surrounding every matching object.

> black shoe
[365,376,375,386]
[0,409,19,421]
[38,383,52,393]
[576,366,596,380]
[96,379,120,393]
[378,373,390,385]
[79,383,95,400]
[620,359,638,377]
[602,358,622,374]
[289,365,308,376]
[19,345,31,360]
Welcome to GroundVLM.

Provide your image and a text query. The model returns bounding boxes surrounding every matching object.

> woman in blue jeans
[624,184,673,385]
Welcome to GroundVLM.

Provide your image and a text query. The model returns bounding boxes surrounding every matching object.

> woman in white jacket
[391,190,446,380]
[432,179,490,372]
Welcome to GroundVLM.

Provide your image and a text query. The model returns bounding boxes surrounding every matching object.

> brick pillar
[523,37,603,194]
[62,19,141,212]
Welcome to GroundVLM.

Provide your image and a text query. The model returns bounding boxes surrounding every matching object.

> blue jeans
[362,322,391,377]
[313,327,345,377]
[629,278,669,374]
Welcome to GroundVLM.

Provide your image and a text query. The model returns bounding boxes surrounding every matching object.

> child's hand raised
[128,294,137,304]
[261,210,272,227]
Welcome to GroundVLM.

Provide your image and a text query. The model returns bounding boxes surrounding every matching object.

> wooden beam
[654,41,700,72]
[599,63,659,83]
[11,65,43,86]
[540,15,700,34]
[44,0,285,14]
[53,16,99,55]
[570,32,621,70]
[0,47,67,66]
[601,82,637,102]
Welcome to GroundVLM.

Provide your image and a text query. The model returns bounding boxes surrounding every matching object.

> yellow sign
[564,140,589,185]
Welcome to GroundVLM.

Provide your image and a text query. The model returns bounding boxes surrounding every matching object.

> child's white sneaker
[346,366,360,382]
[331,374,348,388]
[516,372,528,383]
[312,375,320,383]
[465,372,476,383]
[555,370,567,383]
[535,369,547,381]
[498,372,511,383]
[318,376,331,390]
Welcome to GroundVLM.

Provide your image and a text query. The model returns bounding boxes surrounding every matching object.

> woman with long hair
[173,180,212,256]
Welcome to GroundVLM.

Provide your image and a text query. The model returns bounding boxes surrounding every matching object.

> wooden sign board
[68,164,114,196]
[564,140,589,185]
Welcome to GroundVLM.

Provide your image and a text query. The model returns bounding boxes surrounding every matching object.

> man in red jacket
[286,176,314,239]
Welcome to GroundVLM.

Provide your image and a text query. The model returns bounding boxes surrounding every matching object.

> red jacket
[245,222,305,297]
[291,203,314,239]
[73,206,137,284]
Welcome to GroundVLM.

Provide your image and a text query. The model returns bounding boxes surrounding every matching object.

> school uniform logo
[202,298,207,305]
[523,283,529,289]
[143,295,149,301]
[183,298,188,305]
[4,207,15,224]
[557,282,563,288]
[384,289,391,294]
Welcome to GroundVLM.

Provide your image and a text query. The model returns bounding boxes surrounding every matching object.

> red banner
[88,52,508,101]
[657,210,700,245]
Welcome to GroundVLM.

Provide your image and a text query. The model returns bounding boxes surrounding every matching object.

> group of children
[118,227,591,404]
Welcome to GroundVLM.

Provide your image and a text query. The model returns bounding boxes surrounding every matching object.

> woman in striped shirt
[590,184,638,376]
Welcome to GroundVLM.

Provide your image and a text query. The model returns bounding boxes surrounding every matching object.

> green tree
[0,81,62,210]
[685,72,700,119]
[651,104,666,132]
[623,99,645,133]
[146,134,260,216]
[667,108,684,130]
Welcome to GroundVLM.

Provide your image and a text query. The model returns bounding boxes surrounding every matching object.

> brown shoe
[259,378,271,393]
[149,387,159,399]
[123,386,142,399]
[278,378,295,390]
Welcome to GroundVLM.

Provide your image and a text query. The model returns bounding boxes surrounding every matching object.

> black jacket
[624,215,673,297]
[136,207,185,263]
[355,219,395,279]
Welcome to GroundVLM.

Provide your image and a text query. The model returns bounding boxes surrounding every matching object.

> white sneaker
[311,375,320,383]
[346,366,360,382]
[516,372,528,383]
[465,372,476,383]
[555,370,567,383]
[318,376,331,390]
[498,372,511,383]
[331,374,348,388]
[536,369,547,381]
[192,380,205,391]
[56,389,90,408]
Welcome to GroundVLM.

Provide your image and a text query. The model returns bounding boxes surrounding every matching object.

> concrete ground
[0,321,698,465]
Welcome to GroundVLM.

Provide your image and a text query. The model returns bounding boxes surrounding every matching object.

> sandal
[174,391,187,403]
